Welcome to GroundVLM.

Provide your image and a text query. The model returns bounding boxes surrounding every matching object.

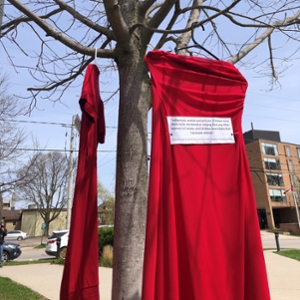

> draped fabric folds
[60,64,105,300]
[142,50,270,300]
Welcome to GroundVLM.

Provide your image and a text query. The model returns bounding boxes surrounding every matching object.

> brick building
[244,129,300,234]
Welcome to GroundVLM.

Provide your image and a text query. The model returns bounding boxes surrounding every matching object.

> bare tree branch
[103,0,130,48]
[154,1,181,49]
[0,8,63,37]
[201,8,233,58]
[53,0,115,40]
[229,9,300,64]
[176,0,204,53]
[144,1,164,18]
[267,35,278,80]
[147,0,178,30]
[132,0,243,35]
[7,0,115,58]
[139,0,158,16]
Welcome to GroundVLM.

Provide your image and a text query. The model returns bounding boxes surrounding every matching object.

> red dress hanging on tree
[142,50,270,300]
[60,64,105,300]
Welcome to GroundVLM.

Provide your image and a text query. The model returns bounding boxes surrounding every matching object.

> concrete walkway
[1,251,300,299]
[0,264,112,300]
[265,251,300,300]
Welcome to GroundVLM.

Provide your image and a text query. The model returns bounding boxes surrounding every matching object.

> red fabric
[284,185,294,194]
[60,64,105,300]
[142,50,270,300]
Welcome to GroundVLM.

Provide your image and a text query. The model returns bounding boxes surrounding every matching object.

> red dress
[142,51,270,300]
[60,64,105,300]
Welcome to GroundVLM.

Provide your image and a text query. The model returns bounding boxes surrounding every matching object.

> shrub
[98,226,114,254]
[101,245,113,267]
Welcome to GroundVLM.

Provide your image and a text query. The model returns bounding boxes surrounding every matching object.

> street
[10,230,300,263]
[261,230,300,250]
[15,247,52,262]
[10,236,54,262]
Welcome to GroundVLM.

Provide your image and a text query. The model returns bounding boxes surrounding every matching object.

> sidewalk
[0,264,112,300]
[265,251,300,300]
[1,251,300,299]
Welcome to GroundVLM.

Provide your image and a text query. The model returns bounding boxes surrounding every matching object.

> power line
[246,102,300,114]
[247,91,300,102]
[12,147,116,153]
[8,119,71,127]
[7,119,117,129]
[244,114,300,123]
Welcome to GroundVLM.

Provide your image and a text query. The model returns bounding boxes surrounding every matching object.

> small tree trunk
[112,49,150,300]
[44,213,51,236]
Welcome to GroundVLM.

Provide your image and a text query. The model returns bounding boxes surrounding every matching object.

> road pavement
[261,230,300,249]
[15,247,50,262]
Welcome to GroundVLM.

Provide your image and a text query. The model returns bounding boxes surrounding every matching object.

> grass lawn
[0,277,48,300]
[3,259,60,267]
[275,249,300,262]
[0,259,61,299]
[35,244,47,249]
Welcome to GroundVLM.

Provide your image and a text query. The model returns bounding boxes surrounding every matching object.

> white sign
[166,116,235,145]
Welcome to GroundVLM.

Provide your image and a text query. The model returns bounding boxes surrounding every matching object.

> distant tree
[16,152,69,235]
[98,181,115,225]
[0,70,27,221]
[0,72,25,159]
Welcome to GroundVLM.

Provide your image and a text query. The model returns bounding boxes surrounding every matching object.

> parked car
[2,241,22,262]
[5,230,28,241]
[45,230,69,259]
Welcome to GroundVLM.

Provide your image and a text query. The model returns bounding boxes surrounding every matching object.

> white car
[5,230,28,241]
[45,230,69,259]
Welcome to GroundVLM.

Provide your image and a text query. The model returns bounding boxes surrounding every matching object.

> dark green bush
[98,226,114,254]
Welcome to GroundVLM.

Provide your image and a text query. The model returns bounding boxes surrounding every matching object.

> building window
[266,173,284,186]
[288,160,294,172]
[13,222,16,226]
[285,146,291,157]
[297,148,300,159]
[264,158,281,170]
[269,189,287,202]
[262,142,278,156]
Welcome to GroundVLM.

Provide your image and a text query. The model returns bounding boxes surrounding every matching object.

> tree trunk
[112,47,150,300]
[45,213,51,236]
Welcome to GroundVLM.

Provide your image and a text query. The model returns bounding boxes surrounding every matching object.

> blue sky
[1,1,300,201]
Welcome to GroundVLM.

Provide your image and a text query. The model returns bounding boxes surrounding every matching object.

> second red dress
[142,50,270,300]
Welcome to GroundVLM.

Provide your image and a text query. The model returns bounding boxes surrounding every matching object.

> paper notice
[166,116,235,145]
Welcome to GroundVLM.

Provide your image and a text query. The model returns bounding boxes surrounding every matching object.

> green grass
[0,255,111,299]
[4,257,106,267]
[0,277,48,300]
[275,249,300,262]
[3,259,58,267]
[34,243,46,249]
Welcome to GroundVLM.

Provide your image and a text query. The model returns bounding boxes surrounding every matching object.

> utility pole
[66,115,81,230]
[66,116,75,230]
[288,174,300,228]
[292,190,300,228]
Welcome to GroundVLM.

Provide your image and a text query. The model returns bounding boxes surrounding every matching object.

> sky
[1,1,300,205]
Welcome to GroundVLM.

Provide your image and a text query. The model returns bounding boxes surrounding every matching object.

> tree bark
[112,43,150,299]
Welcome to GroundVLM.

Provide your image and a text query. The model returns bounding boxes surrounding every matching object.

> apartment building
[244,129,300,234]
